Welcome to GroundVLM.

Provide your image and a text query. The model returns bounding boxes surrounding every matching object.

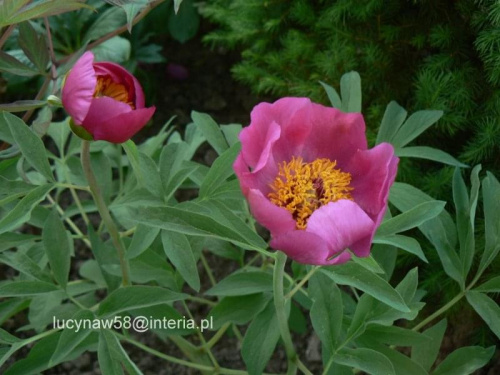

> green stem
[274,251,298,375]
[81,141,130,286]
[412,292,464,331]
[285,266,319,299]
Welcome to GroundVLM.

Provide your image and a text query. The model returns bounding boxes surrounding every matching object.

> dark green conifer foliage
[202,0,500,191]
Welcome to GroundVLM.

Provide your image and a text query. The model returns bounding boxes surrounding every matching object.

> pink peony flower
[62,51,155,144]
[234,98,399,265]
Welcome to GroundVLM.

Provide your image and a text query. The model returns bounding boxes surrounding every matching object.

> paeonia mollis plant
[0,2,499,375]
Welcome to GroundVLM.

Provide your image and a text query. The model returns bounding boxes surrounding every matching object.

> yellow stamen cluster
[268,156,353,229]
[94,76,134,108]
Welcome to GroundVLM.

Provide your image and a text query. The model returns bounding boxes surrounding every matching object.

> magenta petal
[247,189,296,236]
[240,98,312,170]
[62,51,96,125]
[240,120,281,173]
[302,104,367,168]
[92,106,156,143]
[270,231,333,265]
[233,152,279,197]
[306,200,374,258]
[81,97,132,136]
[94,62,145,108]
[346,143,399,220]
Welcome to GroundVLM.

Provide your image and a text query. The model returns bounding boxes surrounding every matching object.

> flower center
[268,156,354,229]
[94,76,134,108]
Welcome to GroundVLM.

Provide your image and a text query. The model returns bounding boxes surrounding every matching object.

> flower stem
[285,266,319,299]
[412,292,464,331]
[81,141,130,286]
[273,251,298,375]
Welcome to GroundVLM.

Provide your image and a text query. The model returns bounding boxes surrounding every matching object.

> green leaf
[42,210,71,288]
[476,172,500,277]
[391,110,443,148]
[0,328,20,345]
[221,124,242,146]
[241,301,281,375]
[18,21,49,73]
[396,146,468,167]
[191,111,229,155]
[97,286,187,317]
[373,234,428,262]
[321,263,410,312]
[363,324,431,346]
[205,271,273,296]
[163,162,199,201]
[0,250,50,282]
[159,141,189,187]
[98,332,124,375]
[376,101,407,145]
[199,142,241,199]
[2,112,53,181]
[432,346,495,375]
[340,71,362,113]
[0,184,54,235]
[137,151,163,197]
[1,1,93,26]
[466,291,500,340]
[168,0,199,43]
[132,202,268,253]
[0,100,47,112]
[454,166,481,278]
[127,224,160,259]
[121,1,149,32]
[365,342,428,375]
[99,331,141,375]
[0,0,30,26]
[411,319,447,372]
[0,280,58,297]
[208,293,271,329]
[473,276,500,293]
[319,80,342,108]
[84,6,125,43]
[389,182,463,285]
[377,200,446,236]
[161,230,200,292]
[309,272,342,354]
[334,347,395,375]
[173,0,184,13]
[93,36,131,64]
[88,226,121,291]
[351,254,386,274]
[0,50,38,76]
[50,309,95,366]
[123,139,144,185]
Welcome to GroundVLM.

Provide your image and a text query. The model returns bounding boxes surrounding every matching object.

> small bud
[47,95,63,107]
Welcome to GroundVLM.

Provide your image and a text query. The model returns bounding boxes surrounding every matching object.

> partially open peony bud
[62,51,155,143]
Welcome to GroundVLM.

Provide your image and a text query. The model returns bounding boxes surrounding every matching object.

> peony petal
[62,51,97,125]
[270,231,333,265]
[302,104,367,168]
[94,62,145,108]
[346,143,399,221]
[81,96,132,136]
[92,106,156,143]
[240,120,281,173]
[234,153,279,196]
[346,143,399,257]
[306,200,374,259]
[239,98,312,170]
[247,189,296,236]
